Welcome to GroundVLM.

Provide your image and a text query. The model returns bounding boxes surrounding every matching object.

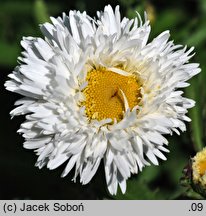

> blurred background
[0,0,205,199]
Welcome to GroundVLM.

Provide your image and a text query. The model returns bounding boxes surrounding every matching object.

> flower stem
[186,77,204,152]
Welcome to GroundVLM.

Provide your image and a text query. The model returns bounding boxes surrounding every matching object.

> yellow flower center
[197,160,206,176]
[82,68,141,121]
[192,148,206,186]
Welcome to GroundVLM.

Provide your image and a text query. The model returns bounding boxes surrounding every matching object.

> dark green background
[1,0,205,199]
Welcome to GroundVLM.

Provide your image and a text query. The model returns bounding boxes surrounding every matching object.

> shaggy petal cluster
[5,5,200,195]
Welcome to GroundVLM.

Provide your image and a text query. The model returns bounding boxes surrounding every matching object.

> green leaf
[138,165,161,182]
[34,0,50,24]
[152,9,184,37]
[186,25,206,47]
[199,0,206,15]
[186,77,204,152]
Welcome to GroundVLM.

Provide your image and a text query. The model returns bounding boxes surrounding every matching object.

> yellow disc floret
[82,68,141,121]
[192,147,206,190]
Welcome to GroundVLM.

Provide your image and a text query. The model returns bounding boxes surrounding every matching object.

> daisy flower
[192,148,206,192]
[5,5,200,195]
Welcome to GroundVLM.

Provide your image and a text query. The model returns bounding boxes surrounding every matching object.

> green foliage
[186,78,204,152]
[0,0,61,67]
[1,0,206,199]
[0,42,20,66]
[34,0,50,24]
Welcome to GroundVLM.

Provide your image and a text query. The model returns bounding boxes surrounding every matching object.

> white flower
[5,5,200,195]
